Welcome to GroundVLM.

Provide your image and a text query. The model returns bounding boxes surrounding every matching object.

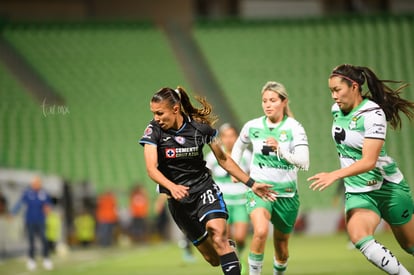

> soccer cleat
[43,258,53,270]
[26,258,36,271]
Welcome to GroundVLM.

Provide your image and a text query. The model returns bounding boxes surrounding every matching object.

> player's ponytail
[152,87,217,126]
[175,86,218,126]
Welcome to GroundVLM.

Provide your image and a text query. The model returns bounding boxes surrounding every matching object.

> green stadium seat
[1,15,413,209]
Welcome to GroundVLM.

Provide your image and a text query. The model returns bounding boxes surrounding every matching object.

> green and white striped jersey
[332,98,403,193]
[239,115,308,197]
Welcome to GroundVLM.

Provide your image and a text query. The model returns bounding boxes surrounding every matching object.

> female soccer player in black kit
[139,87,276,275]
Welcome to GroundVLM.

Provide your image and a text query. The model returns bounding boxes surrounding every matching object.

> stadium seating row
[1,15,413,209]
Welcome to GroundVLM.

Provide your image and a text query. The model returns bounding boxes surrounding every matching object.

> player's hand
[170,184,189,201]
[308,172,338,191]
[252,182,278,202]
[265,137,279,152]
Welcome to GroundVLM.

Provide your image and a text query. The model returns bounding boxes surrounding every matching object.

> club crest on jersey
[174,136,186,145]
[248,198,256,208]
[279,131,288,142]
[349,116,359,130]
[143,125,153,138]
[165,148,176,158]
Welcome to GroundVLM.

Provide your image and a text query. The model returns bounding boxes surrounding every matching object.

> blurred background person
[153,193,171,242]
[128,184,149,244]
[205,123,252,263]
[95,190,118,247]
[0,191,7,215]
[74,208,96,248]
[45,204,62,255]
[0,191,8,260]
[10,176,54,271]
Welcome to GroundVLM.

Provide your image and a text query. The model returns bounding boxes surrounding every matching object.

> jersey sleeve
[364,108,387,140]
[139,120,161,146]
[10,191,26,215]
[201,123,218,141]
[231,121,251,165]
[292,119,309,147]
[44,191,52,206]
[238,121,251,144]
[205,151,216,169]
[192,121,218,144]
[278,118,310,170]
[240,149,252,173]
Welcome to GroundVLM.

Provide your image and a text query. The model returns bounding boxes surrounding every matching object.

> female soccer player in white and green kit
[308,64,414,275]
[231,81,310,275]
[206,123,252,261]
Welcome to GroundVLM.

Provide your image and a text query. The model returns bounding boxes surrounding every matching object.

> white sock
[248,253,264,275]
[273,258,288,275]
[359,239,410,275]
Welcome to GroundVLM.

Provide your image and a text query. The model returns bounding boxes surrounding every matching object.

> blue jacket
[11,188,51,224]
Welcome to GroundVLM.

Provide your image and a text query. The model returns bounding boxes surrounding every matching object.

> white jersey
[206,148,252,205]
[238,115,308,197]
[332,99,404,193]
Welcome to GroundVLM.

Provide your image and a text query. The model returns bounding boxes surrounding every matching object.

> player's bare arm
[308,138,383,191]
[143,144,189,200]
[209,141,277,201]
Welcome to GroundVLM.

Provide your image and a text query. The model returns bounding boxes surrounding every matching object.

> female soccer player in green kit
[232,81,310,275]
[308,64,414,274]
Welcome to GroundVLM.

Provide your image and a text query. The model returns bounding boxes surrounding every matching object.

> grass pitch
[1,232,413,275]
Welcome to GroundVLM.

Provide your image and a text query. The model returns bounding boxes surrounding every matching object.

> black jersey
[139,117,218,196]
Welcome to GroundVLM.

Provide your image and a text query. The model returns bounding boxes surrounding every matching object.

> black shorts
[167,181,228,246]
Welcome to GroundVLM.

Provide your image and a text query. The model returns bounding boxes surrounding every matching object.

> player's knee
[253,227,268,241]
[254,223,268,236]
[207,226,219,236]
[206,226,226,244]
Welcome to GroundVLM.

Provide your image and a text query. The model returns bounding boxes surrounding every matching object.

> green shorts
[246,190,299,234]
[345,180,414,225]
[226,203,249,224]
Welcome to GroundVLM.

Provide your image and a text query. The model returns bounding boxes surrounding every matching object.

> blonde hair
[261,81,293,117]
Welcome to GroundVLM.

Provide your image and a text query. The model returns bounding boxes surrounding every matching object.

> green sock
[354,235,374,250]
[273,258,288,275]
